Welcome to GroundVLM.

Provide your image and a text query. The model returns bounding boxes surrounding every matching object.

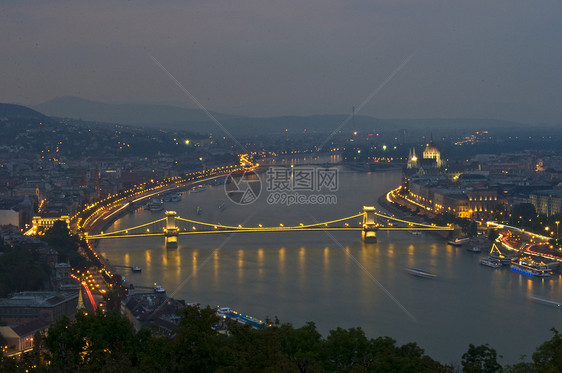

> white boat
[479,257,502,268]
[132,266,142,272]
[170,193,182,202]
[153,284,166,293]
[447,238,470,246]
[408,231,422,236]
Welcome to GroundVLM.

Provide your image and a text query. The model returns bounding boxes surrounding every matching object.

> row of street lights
[544,220,560,246]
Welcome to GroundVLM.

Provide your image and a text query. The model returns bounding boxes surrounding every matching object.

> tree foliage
[42,220,89,269]
[0,244,51,297]
[532,328,562,372]
[2,306,561,372]
[461,343,502,373]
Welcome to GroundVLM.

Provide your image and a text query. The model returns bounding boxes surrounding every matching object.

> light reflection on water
[99,168,561,363]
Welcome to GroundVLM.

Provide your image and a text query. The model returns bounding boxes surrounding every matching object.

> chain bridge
[85,207,453,248]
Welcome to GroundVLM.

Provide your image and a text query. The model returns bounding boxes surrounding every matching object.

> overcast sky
[2,0,561,123]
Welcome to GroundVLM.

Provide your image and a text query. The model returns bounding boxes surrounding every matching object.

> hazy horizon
[2,1,562,124]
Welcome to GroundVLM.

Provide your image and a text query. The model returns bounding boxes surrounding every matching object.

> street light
[556,221,560,246]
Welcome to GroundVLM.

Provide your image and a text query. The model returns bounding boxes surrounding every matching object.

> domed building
[406,136,444,170]
[422,136,443,168]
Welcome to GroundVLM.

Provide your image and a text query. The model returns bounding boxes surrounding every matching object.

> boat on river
[146,198,164,211]
[405,267,437,279]
[448,238,470,246]
[531,296,562,308]
[466,246,482,253]
[479,257,502,268]
[153,284,166,293]
[510,257,552,278]
[132,266,142,273]
[216,307,266,329]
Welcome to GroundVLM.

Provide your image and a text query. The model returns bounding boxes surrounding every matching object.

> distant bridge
[85,207,453,248]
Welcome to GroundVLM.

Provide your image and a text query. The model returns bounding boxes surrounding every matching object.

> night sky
[2,0,561,124]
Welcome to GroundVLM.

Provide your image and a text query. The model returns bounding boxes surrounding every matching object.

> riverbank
[377,192,454,240]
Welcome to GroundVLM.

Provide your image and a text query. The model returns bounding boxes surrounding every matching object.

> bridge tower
[362,206,378,243]
[164,211,179,249]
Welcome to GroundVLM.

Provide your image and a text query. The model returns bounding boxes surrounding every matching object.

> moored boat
[479,257,502,268]
[447,238,470,246]
[510,257,552,278]
[153,284,166,293]
[466,246,482,253]
[147,198,164,211]
[488,253,512,265]
[132,266,142,272]
[216,306,266,329]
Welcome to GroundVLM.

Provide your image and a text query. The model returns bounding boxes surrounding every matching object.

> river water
[99,160,561,364]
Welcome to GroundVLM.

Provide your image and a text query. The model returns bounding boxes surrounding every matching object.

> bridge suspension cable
[374,211,451,229]
[175,213,364,231]
[89,217,167,236]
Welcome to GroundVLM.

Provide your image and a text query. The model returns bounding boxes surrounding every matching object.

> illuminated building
[407,148,418,169]
[530,190,562,217]
[422,136,443,168]
[31,214,70,235]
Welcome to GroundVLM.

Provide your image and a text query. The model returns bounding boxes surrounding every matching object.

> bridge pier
[362,206,378,243]
[164,211,179,249]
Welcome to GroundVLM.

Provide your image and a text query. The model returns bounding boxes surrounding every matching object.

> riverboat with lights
[510,257,552,277]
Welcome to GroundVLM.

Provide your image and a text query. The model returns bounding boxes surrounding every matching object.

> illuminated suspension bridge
[85,207,453,248]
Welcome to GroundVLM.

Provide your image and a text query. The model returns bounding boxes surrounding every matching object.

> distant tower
[407,148,418,169]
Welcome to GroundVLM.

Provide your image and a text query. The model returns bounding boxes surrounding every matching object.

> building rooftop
[0,291,78,307]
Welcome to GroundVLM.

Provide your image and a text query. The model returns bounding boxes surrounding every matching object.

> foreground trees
[0,307,560,372]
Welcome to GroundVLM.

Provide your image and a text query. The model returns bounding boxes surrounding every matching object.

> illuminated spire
[76,287,85,312]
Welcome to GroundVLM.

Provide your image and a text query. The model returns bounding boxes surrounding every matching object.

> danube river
[99,162,561,364]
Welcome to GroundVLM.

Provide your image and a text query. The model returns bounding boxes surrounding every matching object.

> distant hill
[0,103,49,121]
[32,96,234,131]
[382,117,529,130]
[29,96,541,136]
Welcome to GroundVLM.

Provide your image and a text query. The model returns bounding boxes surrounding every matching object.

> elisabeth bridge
[85,206,454,248]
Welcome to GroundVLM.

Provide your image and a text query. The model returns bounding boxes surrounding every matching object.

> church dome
[421,136,443,168]
[423,139,440,156]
